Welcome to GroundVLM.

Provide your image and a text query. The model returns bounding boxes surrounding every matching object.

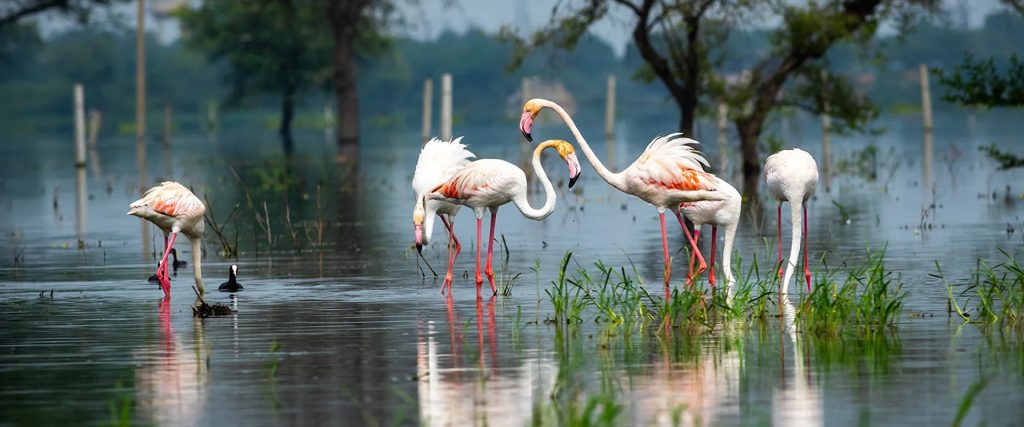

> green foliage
[177,2,333,105]
[979,144,1024,170]
[798,249,904,335]
[943,251,1024,327]
[936,54,1024,107]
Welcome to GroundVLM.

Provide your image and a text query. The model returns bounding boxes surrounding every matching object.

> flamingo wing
[429,160,517,202]
[412,137,476,196]
[626,133,716,192]
[131,181,206,219]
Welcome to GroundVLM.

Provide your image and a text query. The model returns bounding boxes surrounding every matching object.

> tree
[936,0,1024,169]
[504,0,737,137]
[179,1,332,155]
[0,0,123,27]
[508,0,935,198]
[324,0,394,159]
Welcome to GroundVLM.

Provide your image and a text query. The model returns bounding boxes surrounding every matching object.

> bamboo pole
[421,78,433,143]
[73,84,86,168]
[920,64,934,187]
[717,102,729,175]
[440,73,452,141]
[605,74,616,137]
[87,109,102,149]
[821,70,832,192]
[136,0,150,261]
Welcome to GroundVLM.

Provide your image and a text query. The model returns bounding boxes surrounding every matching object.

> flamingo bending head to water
[520,98,727,289]
[412,137,476,292]
[426,139,582,297]
[128,181,206,298]
[677,176,741,298]
[764,148,818,295]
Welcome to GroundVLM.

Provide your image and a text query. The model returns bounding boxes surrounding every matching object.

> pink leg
[474,216,483,296]
[683,224,706,286]
[484,209,497,296]
[777,204,784,279]
[159,233,169,281]
[675,211,695,278]
[440,215,460,294]
[157,232,178,298]
[803,205,811,292]
[660,211,671,290]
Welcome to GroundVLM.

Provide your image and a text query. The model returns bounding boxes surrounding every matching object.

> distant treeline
[1,11,1021,134]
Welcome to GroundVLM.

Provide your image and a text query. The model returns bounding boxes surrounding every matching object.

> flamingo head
[551,140,582,188]
[519,99,543,142]
[413,197,426,252]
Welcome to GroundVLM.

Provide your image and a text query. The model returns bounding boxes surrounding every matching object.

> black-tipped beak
[416,243,423,254]
[569,175,579,188]
[519,111,534,142]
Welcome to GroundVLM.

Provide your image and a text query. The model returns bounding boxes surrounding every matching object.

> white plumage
[412,137,476,247]
[128,181,207,298]
[679,176,742,298]
[764,148,819,296]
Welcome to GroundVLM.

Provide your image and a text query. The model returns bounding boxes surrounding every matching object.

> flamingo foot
[484,265,496,296]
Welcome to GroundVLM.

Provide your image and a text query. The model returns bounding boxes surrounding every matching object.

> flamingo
[520,99,726,288]
[128,181,206,298]
[764,148,819,296]
[219,264,243,292]
[425,139,582,296]
[412,137,476,292]
[677,176,741,298]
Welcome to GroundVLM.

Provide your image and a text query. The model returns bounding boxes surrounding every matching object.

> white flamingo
[678,176,741,297]
[128,181,206,298]
[520,99,727,288]
[413,137,476,292]
[764,149,819,295]
[425,139,582,296]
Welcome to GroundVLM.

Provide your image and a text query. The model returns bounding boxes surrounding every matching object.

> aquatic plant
[943,250,1024,326]
[546,252,586,324]
[496,235,523,297]
[798,249,904,334]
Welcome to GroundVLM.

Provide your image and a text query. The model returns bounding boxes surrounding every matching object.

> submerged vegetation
[942,250,1024,327]
[542,249,905,335]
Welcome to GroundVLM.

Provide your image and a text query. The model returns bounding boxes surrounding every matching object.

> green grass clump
[796,249,904,334]
[944,250,1024,326]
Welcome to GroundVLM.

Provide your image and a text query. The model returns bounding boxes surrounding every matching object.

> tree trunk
[279,88,295,156]
[333,24,359,153]
[737,119,761,201]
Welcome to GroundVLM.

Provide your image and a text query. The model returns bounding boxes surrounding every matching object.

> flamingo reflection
[772,299,823,426]
[416,296,555,426]
[134,298,209,425]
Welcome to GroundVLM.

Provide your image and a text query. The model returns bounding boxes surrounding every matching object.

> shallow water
[1,111,1023,426]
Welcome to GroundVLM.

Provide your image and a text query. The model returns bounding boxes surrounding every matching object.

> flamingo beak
[415,224,424,253]
[519,111,534,142]
[566,153,581,188]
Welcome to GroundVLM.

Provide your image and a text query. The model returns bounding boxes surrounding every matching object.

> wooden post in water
[605,74,616,137]
[716,102,729,175]
[136,0,150,261]
[820,70,832,192]
[162,104,171,148]
[73,84,86,168]
[440,73,452,141]
[421,78,433,143]
[87,109,102,149]
[919,63,934,187]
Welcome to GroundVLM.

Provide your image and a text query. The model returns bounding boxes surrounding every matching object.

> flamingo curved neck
[781,200,803,295]
[421,199,437,244]
[721,223,737,290]
[192,238,205,295]
[513,142,558,220]
[539,100,627,192]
